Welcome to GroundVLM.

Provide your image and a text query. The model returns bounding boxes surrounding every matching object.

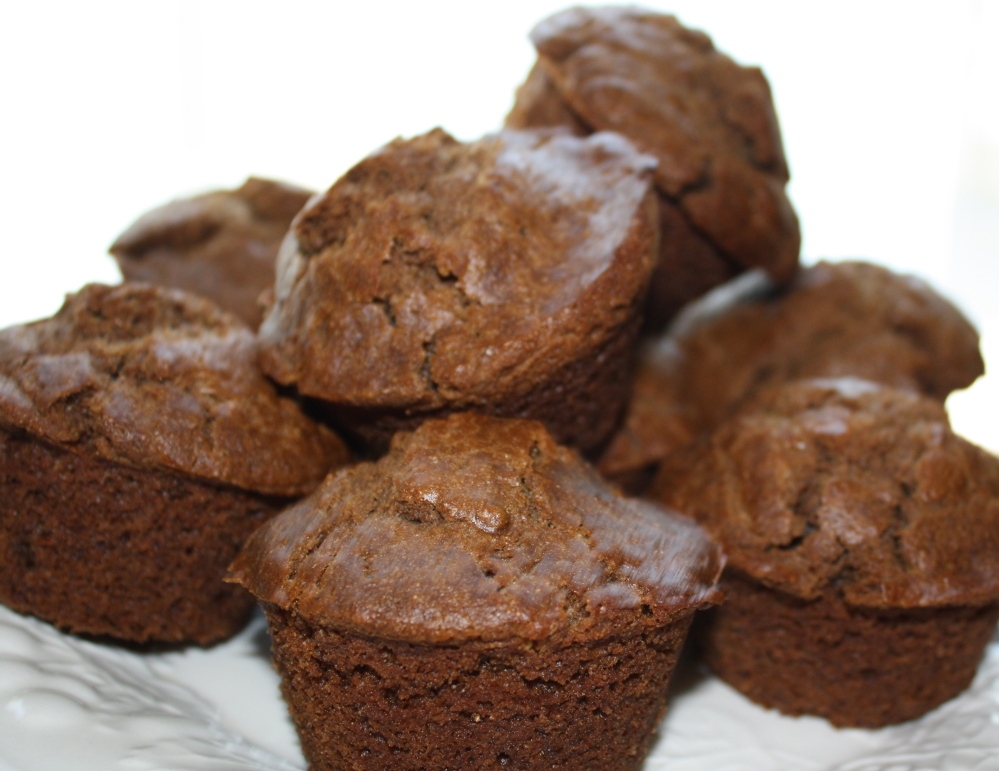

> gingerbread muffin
[0,283,348,644]
[506,6,800,327]
[652,378,999,727]
[647,260,984,438]
[110,177,312,328]
[257,127,659,454]
[228,412,723,771]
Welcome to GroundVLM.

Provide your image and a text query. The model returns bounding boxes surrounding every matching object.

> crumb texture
[265,605,692,771]
[0,428,274,643]
[699,572,999,727]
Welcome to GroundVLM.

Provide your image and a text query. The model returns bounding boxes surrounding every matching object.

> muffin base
[0,428,277,644]
[700,572,999,727]
[264,605,694,771]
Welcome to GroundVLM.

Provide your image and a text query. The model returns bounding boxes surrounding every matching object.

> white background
[1,0,996,445]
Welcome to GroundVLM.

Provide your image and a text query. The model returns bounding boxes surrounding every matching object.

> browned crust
[258,129,660,453]
[506,7,800,326]
[0,282,349,496]
[110,177,312,328]
[228,413,723,645]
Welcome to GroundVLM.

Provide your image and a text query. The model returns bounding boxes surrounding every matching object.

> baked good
[651,378,999,726]
[228,412,723,770]
[0,283,349,644]
[594,346,695,495]
[596,260,983,494]
[258,127,659,454]
[672,261,983,427]
[110,177,312,328]
[506,6,800,327]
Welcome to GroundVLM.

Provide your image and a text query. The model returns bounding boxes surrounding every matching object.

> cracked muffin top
[257,127,658,414]
[506,6,800,296]
[228,413,723,645]
[0,283,348,496]
[653,261,984,433]
[110,177,313,328]
[652,378,999,608]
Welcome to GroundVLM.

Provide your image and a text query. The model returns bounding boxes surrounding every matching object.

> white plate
[1,604,997,771]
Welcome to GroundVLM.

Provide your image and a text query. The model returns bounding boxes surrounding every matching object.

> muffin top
[110,177,312,328]
[258,127,658,411]
[0,283,348,496]
[506,5,799,284]
[229,413,723,645]
[652,378,999,608]
[655,261,984,433]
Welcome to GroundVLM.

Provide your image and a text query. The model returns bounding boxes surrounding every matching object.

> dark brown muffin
[595,260,982,494]
[506,6,800,327]
[0,283,349,644]
[257,127,660,455]
[597,262,985,476]
[110,177,312,328]
[650,260,983,436]
[228,413,723,771]
[651,378,999,727]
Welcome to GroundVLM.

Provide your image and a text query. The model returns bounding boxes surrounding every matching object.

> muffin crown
[654,378,999,607]
[509,5,799,282]
[653,260,984,432]
[0,282,347,496]
[110,177,312,327]
[229,413,723,644]
[258,127,659,412]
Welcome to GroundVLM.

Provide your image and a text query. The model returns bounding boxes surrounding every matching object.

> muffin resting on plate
[0,283,348,644]
[228,412,723,771]
[258,127,659,454]
[110,177,312,328]
[507,5,800,326]
[651,378,999,727]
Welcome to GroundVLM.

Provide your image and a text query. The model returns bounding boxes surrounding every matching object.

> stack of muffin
[1,6,997,770]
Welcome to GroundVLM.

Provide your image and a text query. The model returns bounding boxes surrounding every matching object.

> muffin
[651,378,999,727]
[110,176,312,328]
[594,260,982,494]
[506,6,800,327]
[0,283,349,644]
[228,412,723,770]
[258,127,660,454]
